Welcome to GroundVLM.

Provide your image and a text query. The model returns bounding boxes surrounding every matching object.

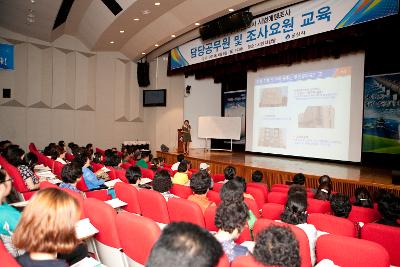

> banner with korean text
[170,0,398,70]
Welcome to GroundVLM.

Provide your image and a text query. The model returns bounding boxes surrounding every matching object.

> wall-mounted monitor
[143,89,166,107]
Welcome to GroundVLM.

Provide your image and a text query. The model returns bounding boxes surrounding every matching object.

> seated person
[151,158,162,172]
[330,194,362,236]
[13,188,88,266]
[92,152,103,164]
[59,162,82,193]
[171,154,185,171]
[172,162,189,185]
[253,226,300,267]
[188,171,215,213]
[377,190,400,227]
[292,173,306,186]
[55,146,68,165]
[199,162,210,174]
[214,201,249,262]
[135,153,150,169]
[72,148,106,190]
[233,176,255,200]
[314,182,332,201]
[251,170,263,183]
[125,166,151,189]
[147,222,223,267]
[153,170,176,201]
[353,187,373,208]
[312,175,332,193]
[221,166,236,183]
[104,153,123,170]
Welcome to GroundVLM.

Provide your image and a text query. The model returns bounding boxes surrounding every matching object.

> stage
[157,149,400,197]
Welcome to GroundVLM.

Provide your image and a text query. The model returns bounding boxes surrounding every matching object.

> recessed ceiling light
[155,44,159,47]
[119,30,124,33]
[142,52,146,55]
[195,22,200,26]
[142,10,151,15]
[133,18,140,21]
[228,8,234,12]
[154,2,160,6]
[171,34,176,38]
[110,41,114,44]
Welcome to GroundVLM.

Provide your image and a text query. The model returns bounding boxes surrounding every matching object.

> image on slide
[298,105,335,128]
[258,128,287,148]
[259,87,288,107]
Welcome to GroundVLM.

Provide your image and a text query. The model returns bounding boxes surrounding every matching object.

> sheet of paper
[10,201,29,208]
[139,178,152,185]
[104,178,123,187]
[104,198,127,209]
[75,218,99,240]
[101,166,111,173]
[70,257,103,267]
[240,241,255,253]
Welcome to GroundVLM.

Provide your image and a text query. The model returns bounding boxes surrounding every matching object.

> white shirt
[171,162,180,171]
[296,223,318,266]
[56,158,67,165]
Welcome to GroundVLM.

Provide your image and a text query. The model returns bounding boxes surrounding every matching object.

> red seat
[39,181,58,189]
[307,198,331,214]
[76,178,111,201]
[128,159,136,165]
[116,212,160,265]
[253,219,312,267]
[65,152,74,162]
[0,240,20,267]
[235,224,252,244]
[138,189,170,224]
[316,234,390,267]
[244,197,260,218]
[212,173,225,183]
[271,183,288,190]
[247,182,268,202]
[53,161,64,178]
[361,223,400,266]
[217,254,230,267]
[348,205,381,223]
[167,197,205,227]
[83,198,125,267]
[306,191,315,198]
[140,167,155,179]
[95,148,105,156]
[267,192,287,205]
[232,255,275,267]
[28,142,38,153]
[212,182,224,192]
[261,203,284,220]
[207,190,221,205]
[307,213,356,237]
[113,168,128,183]
[204,205,218,231]
[114,182,141,214]
[91,162,103,172]
[170,184,193,199]
[119,162,131,169]
[246,186,265,210]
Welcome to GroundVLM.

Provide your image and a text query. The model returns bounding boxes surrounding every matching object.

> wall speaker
[185,85,191,95]
[199,10,253,40]
[137,62,150,87]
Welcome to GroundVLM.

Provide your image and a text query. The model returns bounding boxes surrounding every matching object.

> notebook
[104,178,123,187]
[75,218,99,240]
[104,198,127,209]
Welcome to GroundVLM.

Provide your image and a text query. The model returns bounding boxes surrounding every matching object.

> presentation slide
[246,53,364,162]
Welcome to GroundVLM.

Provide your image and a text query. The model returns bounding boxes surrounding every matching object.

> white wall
[184,76,221,148]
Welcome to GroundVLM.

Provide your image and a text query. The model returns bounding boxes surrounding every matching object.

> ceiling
[0,0,302,61]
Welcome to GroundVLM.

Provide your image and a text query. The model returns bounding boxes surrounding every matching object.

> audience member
[172,161,189,185]
[319,175,332,186]
[233,176,255,200]
[199,162,210,174]
[125,166,142,187]
[92,152,103,164]
[314,182,332,201]
[55,146,68,164]
[377,190,400,227]
[151,158,162,172]
[85,143,93,157]
[214,201,249,262]
[73,148,106,190]
[353,187,373,208]
[59,162,82,193]
[104,153,122,169]
[223,166,236,183]
[253,226,300,267]
[292,173,306,185]
[135,153,150,169]
[330,194,352,218]
[7,147,41,190]
[188,171,215,213]
[147,222,223,267]
[171,154,185,171]
[153,170,176,201]
[251,170,263,183]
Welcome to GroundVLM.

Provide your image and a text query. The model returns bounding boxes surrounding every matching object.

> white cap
[199,163,209,170]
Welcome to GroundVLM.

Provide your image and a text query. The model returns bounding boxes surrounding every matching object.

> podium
[177,129,184,153]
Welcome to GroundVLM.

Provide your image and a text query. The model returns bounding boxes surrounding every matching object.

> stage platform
[157,149,400,197]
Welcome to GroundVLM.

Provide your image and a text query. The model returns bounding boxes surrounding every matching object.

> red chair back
[28,142,38,152]
[119,162,132,169]
[140,167,155,179]
[316,234,390,267]
[0,240,20,267]
[216,254,230,267]
[138,189,170,224]
[76,178,111,201]
[116,212,160,265]
[53,161,64,178]
[271,183,289,190]
[232,255,274,267]
[65,153,74,161]
[307,198,331,214]
[348,205,381,223]
[267,192,287,205]
[246,186,265,210]
[204,205,218,231]
[253,219,312,267]
[247,182,268,202]
[244,197,260,218]
[212,173,225,183]
[95,148,105,156]
[113,168,128,183]
[114,182,141,214]
[212,182,224,192]
[128,159,136,165]
[39,181,58,189]
[170,184,193,199]
[91,162,103,172]
[83,198,120,248]
[167,197,205,227]
[207,190,221,205]
[361,223,400,266]
[261,203,284,220]
[235,224,252,244]
[307,213,356,237]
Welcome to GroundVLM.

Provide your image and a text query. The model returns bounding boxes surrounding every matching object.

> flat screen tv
[143,89,166,107]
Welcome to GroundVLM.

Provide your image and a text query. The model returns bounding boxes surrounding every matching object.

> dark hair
[92,152,103,164]
[293,173,305,185]
[330,194,352,218]
[151,158,160,171]
[177,154,185,163]
[224,166,236,181]
[126,166,142,184]
[190,172,211,195]
[378,191,400,226]
[6,146,24,167]
[288,184,306,198]
[23,152,38,170]
[354,187,373,208]
[61,162,83,184]
[184,120,189,124]
[314,182,332,201]
[281,192,308,225]
[233,176,247,192]
[104,153,121,167]
[58,141,65,148]
[67,142,75,149]
[0,169,8,183]
[253,226,300,267]
[177,162,188,173]
[215,201,249,233]
[147,222,223,267]
[220,179,244,203]
[85,143,93,149]
[252,170,263,183]
[72,148,89,168]
[319,175,332,185]
[153,170,172,193]
[49,146,60,160]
